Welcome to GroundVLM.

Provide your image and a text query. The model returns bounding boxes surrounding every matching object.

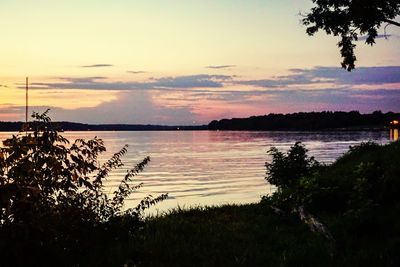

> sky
[1,0,400,125]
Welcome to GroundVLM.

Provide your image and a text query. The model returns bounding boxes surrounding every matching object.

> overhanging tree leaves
[303,0,400,71]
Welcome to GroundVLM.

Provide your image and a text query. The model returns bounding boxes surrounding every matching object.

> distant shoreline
[1,111,398,132]
[208,111,400,131]
[0,122,208,132]
[0,124,390,132]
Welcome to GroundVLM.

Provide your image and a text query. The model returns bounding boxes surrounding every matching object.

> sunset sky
[1,0,400,125]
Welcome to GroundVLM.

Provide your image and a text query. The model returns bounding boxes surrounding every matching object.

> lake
[0,130,390,215]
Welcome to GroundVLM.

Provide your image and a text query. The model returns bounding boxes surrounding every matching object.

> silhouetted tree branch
[303,0,400,71]
[383,19,400,27]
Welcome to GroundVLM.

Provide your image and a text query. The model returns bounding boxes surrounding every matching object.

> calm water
[0,130,390,214]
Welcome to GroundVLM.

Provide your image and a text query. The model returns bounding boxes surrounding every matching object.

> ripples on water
[0,130,389,214]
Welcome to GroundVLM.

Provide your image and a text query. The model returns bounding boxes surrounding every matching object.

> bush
[264,140,400,216]
[0,111,167,266]
[264,142,320,211]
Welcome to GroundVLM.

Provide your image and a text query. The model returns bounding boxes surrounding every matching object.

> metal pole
[26,77,28,125]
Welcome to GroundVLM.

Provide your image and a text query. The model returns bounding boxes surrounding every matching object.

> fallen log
[298,205,335,251]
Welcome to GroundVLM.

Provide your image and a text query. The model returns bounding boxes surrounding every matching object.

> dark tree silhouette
[208,111,400,131]
[302,0,400,71]
[0,111,168,266]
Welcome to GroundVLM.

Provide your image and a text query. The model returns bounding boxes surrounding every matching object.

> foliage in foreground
[0,111,167,266]
[264,140,400,215]
[265,142,320,211]
[263,140,400,266]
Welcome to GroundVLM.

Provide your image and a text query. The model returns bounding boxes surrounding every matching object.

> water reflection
[390,129,399,141]
[0,130,391,214]
[390,120,399,141]
[49,131,391,213]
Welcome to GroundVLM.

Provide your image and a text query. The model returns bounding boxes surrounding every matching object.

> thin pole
[26,77,28,125]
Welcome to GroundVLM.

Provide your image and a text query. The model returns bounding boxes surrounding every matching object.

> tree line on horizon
[0,121,207,132]
[1,111,399,132]
[208,111,400,131]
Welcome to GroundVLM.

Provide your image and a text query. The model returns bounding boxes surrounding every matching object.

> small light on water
[390,120,399,141]
[390,129,399,142]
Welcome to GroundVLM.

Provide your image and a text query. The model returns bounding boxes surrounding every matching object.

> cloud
[3,86,400,124]
[80,64,113,68]
[24,66,399,93]
[357,34,392,41]
[0,104,27,121]
[217,87,400,113]
[302,66,400,85]
[152,74,232,89]
[236,74,326,88]
[236,70,331,88]
[235,66,400,88]
[206,65,236,69]
[19,74,233,90]
[59,77,107,82]
[127,70,148,74]
[0,84,9,88]
[268,87,400,107]
[0,91,196,125]
[0,104,23,113]
[6,65,400,124]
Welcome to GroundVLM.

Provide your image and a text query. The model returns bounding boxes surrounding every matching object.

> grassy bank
[133,204,330,266]
[129,140,400,267]
[132,203,400,267]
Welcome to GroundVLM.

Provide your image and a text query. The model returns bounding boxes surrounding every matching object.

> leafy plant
[0,110,167,266]
[264,142,320,211]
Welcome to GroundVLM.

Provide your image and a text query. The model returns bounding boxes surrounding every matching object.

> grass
[132,204,332,267]
[128,203,400,267]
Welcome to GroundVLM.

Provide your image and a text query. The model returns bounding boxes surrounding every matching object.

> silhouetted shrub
[264,140,400,216]
[264,142,320,211]
[0,110,167,266]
